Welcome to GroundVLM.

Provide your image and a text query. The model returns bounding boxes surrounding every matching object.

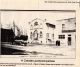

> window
[68,34,71,36]
[59,35,65,39]
[75,23,76,27]
[46,33,49,38]
[41,41,42,43]
[40,31,43,38]
[52,34,54,37]
[62,24,65,29]
[34,21,38,26]
[52,34,54,39]
[30,32,33,39]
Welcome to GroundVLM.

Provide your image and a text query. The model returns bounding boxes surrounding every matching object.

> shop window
[59,35,65,39]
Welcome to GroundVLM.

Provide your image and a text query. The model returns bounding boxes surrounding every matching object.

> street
[1,43,75,58]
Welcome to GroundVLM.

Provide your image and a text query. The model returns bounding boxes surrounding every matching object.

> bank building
[28,18,55,45]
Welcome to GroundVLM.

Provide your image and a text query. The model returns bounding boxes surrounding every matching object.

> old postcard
[0,0,80,67]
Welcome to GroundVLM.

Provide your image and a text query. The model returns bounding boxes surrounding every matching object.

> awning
[62,29,76,33]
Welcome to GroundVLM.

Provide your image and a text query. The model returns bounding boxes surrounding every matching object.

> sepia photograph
[1,10,76,58]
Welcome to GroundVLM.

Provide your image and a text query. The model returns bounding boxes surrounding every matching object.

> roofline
[56,17,76,21]
[29,18,56,25]
[29,18,45,23]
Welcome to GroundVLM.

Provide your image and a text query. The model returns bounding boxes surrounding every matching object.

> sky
[1,11,75,35]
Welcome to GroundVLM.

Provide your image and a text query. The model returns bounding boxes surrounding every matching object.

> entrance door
[33,30,38,40]
[68,37,71,46]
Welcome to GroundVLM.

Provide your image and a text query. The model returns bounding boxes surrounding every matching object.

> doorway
[33,30,38,40]
[68,35,72,46]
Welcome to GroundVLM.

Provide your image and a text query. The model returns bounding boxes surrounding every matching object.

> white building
[55,18,76,47]
[28,18,55,45]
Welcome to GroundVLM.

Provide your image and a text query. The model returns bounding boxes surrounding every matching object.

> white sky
[1,11,75,34]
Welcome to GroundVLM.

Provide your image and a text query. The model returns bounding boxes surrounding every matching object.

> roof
[29,18,44,23]
[46,23,55,28]
[56,17,76,21]
[29,18,56,28]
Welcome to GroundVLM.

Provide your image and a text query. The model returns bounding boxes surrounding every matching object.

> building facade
[28,18,55,45]
[55,18,76,47]
[27,18,76,47]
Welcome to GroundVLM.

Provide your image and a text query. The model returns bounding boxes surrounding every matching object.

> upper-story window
[62,24,65,29]
[40,31,43,38]
[34,21,38,26]
[46,33,49,38]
